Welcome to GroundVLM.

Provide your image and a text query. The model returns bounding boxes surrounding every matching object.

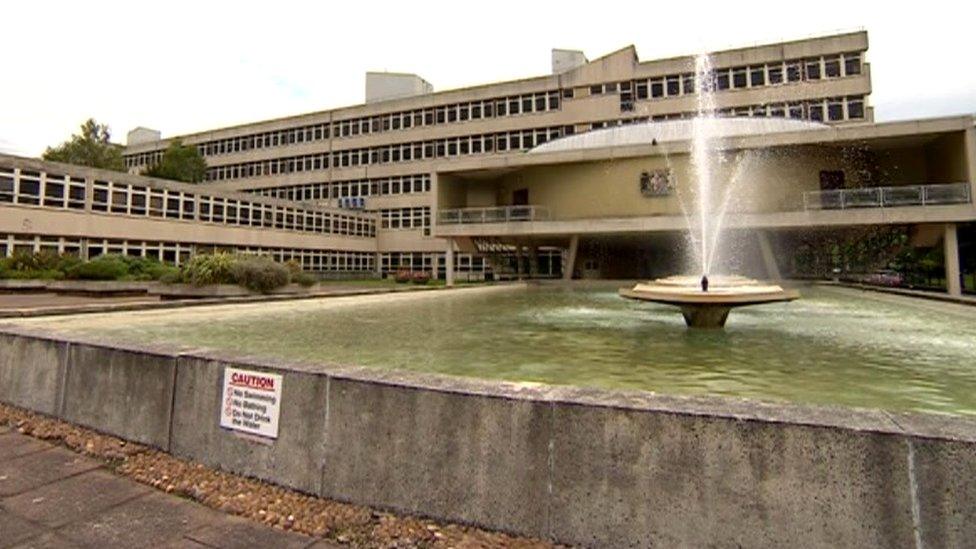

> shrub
[66,255,129,280]
[182,253,237,286]
[118,255,178,281]
[411,272,431,285]
[229,256,290,293]
[394,269,412,283]
[54,254,84,274]
[158,269,183,284]
[2,250,61,273]
[293,272,317,287]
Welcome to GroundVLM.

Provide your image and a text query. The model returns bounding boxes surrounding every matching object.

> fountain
[620,53,799,328]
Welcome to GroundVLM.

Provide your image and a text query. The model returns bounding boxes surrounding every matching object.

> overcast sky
[2,1,973,156]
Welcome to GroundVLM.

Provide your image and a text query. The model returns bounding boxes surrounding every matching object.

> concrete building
[1,30,972,293]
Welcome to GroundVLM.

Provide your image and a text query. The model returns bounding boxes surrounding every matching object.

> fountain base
[619,275,799,328]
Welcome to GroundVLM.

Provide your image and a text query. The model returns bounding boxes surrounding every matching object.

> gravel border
[0,402,563,548]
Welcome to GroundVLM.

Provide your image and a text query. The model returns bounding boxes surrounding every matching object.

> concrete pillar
[757,231,782,281]
[563,235,579,281]
[445,238,455,287]
[964,127,976,203]
[515,244,524,279]
[945,223,962,297]
[528,245,539,278]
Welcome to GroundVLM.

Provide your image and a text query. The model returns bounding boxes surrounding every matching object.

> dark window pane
[750,66,765,86]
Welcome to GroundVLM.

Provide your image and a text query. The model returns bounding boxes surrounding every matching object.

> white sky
[1,0,974,156]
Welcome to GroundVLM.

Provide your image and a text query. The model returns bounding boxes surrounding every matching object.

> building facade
[2,30,972,293]
[120,31,873,278]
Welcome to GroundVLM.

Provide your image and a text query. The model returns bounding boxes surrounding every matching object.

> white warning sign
[219,367,283,439]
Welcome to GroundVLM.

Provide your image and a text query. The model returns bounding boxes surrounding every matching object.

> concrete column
[563,235,579,281]
[964,127,976,203]
[515,244,524,279]
[528,245,539,278]
[757,231,782,281]
[445,238,455,287]
[945,223,962,297]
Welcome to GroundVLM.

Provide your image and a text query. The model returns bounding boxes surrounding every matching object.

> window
[590,84,602,95]
[651,79,664,98]
[681,74,694,94]
[808,102,824,121]
[805,58,821,80]
[604,82,617,93]
[768,65,783,85]
[750,66,765,87]
[786,61,801,82]
[562,88,574,99]
[666,76,679,96]
[844,53,862,76]
[636,81,648,99]
[732,67,747,88]
[716,71,730,90]
[827,98,844,121]
[847,96,865,119]
[824,56,840,78]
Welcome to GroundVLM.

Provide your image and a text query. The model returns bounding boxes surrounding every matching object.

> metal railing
[438,205,551,224]
[803,183,971,210]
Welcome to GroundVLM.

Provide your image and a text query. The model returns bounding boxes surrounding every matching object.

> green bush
[182,253,237,286]
[0,251,77,280]
[293,271,317,287]
[229,256,290,293]
[65,255,129,280]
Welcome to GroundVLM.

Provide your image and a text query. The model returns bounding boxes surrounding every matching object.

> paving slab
[7,532,83,549]
[55,490,221,547]
[3,469,152,528]
[0,508,41,548]
[183,515,314,548]
[0,432,52,461]
[0,447,100,497]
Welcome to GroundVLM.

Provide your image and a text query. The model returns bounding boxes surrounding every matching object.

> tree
[43,118,125,171]
[144,140,207,183]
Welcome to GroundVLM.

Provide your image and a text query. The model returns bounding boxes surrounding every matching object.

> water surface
[25,284,976,415]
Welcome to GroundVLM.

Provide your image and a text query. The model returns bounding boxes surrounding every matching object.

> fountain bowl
[619,276,799,328]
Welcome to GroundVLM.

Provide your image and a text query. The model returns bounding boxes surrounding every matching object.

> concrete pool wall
[2,324,975,547]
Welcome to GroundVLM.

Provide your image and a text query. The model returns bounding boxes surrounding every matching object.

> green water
[32,284,976,415]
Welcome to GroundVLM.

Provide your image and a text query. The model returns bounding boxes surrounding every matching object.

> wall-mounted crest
[639,169,674,197]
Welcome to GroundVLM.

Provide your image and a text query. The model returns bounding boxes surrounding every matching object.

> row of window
[380,251,488,275]
[247,174,431,202]
[0,233,376,272]
[0,166,376,239]
[596,95,867,129]
[204,126,566,182]
[124,50,865,169]
[123,91,564,168]
[380,207,430,232]
[601,52,863,107]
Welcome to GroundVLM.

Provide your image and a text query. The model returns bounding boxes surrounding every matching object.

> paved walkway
[0,426,336,549]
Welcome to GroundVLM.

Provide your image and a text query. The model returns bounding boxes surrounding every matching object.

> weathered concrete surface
[912,437,976,548]
[61,342,177,449]
[0,333,65,415]
[321,376,552,535]
[170,355,330,494]
[548,402,915,548]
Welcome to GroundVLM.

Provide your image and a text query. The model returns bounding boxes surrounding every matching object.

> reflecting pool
[23,283,976,415]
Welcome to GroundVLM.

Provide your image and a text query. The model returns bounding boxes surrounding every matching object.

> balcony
[438,205,551,225]
[803,183,971,210]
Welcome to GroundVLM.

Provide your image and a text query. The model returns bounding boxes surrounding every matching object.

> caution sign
[219,367,283,439]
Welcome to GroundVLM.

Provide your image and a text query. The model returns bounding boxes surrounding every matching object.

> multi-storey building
[3,30,972,293]
[121,31,873,278]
